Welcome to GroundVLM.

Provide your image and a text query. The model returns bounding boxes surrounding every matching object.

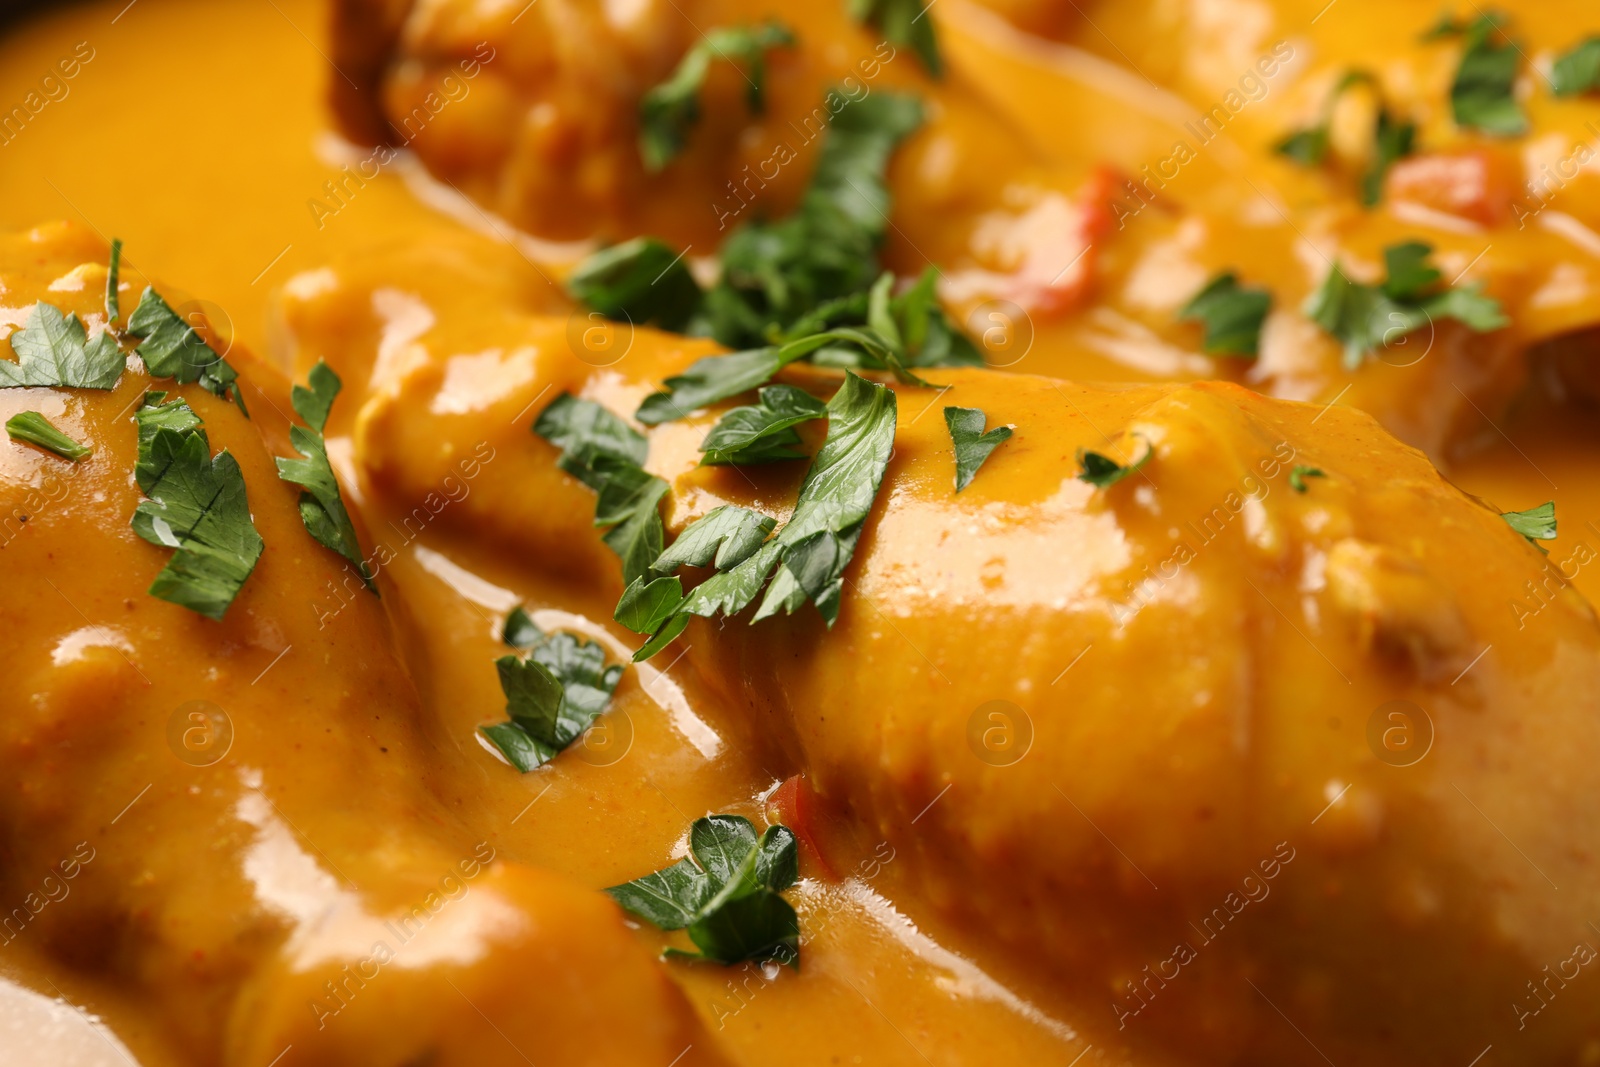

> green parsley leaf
[1502,500,1556,552]
[1431,12,1526,135]
[1304,241,1509,369]
[1178,272,1272,357]
[503,605,544,648]
[275,361,374,591]
[566,237,702,333]
[106,239,122,324]
[607,814,800,967]
[126,288,248,415]
[651,504,777,574]
[130,393,263,620]
[700,384,826,464]
[0,301,124,390]
[697,90,925,348]
[1289,465,1325,492]
[626,373,896,659]
[5,411,90,461]
[1077,438,1151,489]
[1273,71,1415,206]
[1553,38,1600,97]
[943,406,1012,492]
[640,22,795,172]
[481,611,625,772]
[848,0,941,78]
[533,393,667,585]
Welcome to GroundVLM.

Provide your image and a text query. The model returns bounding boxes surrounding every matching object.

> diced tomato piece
[1386,149,1517,227]
[767,774,839,882]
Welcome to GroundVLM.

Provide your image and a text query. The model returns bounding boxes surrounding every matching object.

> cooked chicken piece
[278,241,1600,1067]
[0,223,724,1067]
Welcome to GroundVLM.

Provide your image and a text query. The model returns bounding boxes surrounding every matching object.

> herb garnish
[1077,438,1151,489]
[640,22,795,172]
[480,607,624,772]
[275,361,374,591]
[127,289,248,415]
[1289,465,1325,492]
[607,814,800,967]
[1502,501,1556,553]
[848,0,941,78]
[700,384,826,465]
[1178,272,1273,357]
[1274,71,1416,206]
[106,238,122,324]
[618,372,896,660]
[1553,38,1600,97]
[533,394,667,585]
[5,411,90,460]
[575,91,963,362]
[567,238,702,334]
[1304,241,1507,369]
[1427,12,1526,136]
[0,302,124,389]
[130,392,264,620]
[944,406,1012,492]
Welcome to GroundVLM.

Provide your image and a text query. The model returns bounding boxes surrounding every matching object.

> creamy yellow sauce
[2,1,1599,1065]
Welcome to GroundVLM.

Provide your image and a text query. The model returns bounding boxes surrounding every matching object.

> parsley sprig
[1427,11,1527,136]
[5,411,90,461]
[1304,241,1508,369]
[533,394,668,585]
[848,0,941,78]
[575,91,978,368]
[127,288,248,415]
[481,608,625,772]
[700,384,826,465]
[276,361,374,591]
[1077,437,1152,489]
[607,814,801,967]
[617,371,897,661]
[1274,70,1416,206]
[130,392,264,620]
[944,406,1011,491]
[640,22,795,171]
[1178,272,1272,357]
[1553,38,1600,97]
[1502,501,1556,553]
[0,301,124,389]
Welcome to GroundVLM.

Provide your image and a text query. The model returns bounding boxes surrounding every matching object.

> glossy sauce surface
[0,1,1598,1065]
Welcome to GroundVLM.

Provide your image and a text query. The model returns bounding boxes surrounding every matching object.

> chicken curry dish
[2,0,1600,1064]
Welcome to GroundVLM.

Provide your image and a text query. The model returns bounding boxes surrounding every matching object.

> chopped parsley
[1552,38,1600,97]
[1289,465,1325,492]
[618,372,896,660]
[0,301,124,389]
[480,608,624,772]
[126,288,248,415]
[700,384,826,465]
[533,393,667,585]
[640,21,795,172]
[1077,438,1151,489]
[1273,71,1416,206]
[1502,501,1556,552]
[275,361,374,591]
[1304,241,1508,369]
[5,411,89,461]
[1178,272,1272,357]
[943,406,1012,492]
[130,392,263,620]
[848,0,941,78]
[574,91,961,361]
[566,238,701,334]
[606,814,800,967]
[1428,12,1527,136]
[106,238,122,324]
